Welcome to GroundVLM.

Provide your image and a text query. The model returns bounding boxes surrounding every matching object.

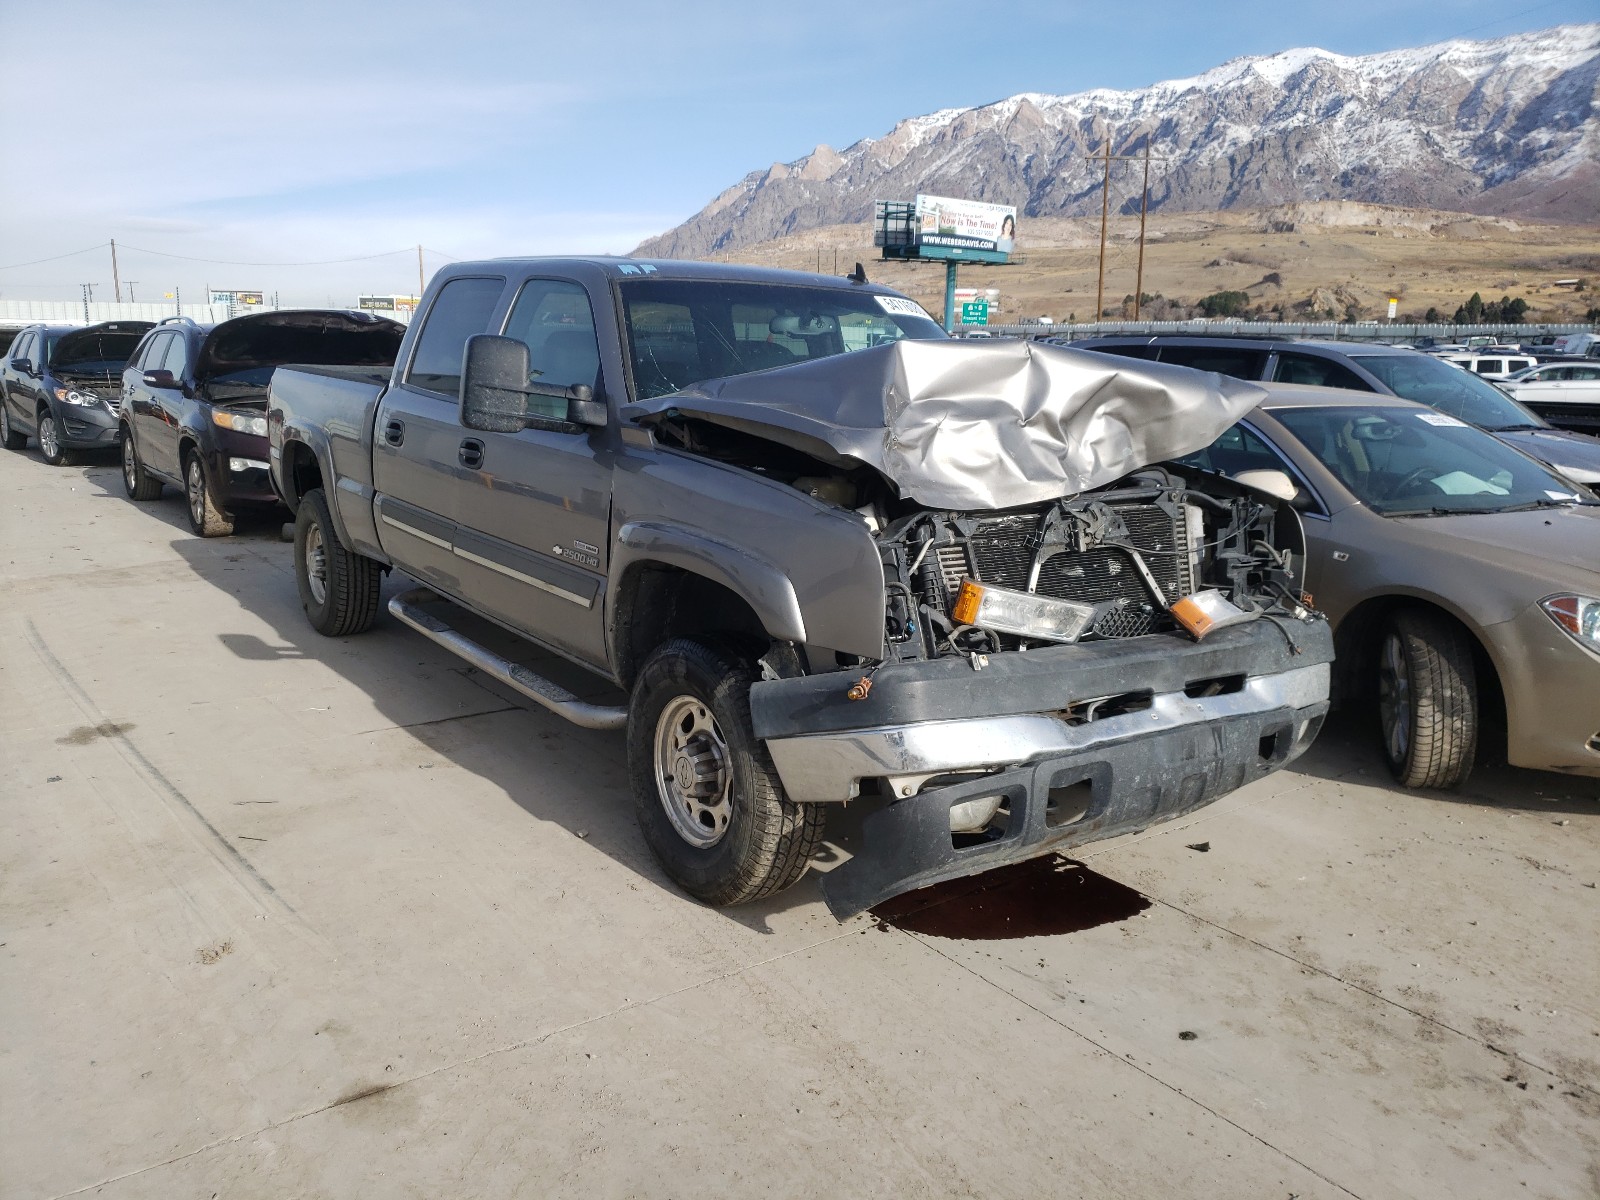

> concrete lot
[2,447,1597,1200]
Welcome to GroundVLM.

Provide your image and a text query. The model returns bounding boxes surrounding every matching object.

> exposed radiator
[952,503,1195,639]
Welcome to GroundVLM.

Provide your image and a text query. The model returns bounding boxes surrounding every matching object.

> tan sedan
[1175,384,1600,787]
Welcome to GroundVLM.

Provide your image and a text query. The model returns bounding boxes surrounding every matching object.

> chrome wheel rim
[0,406,10,440]
[39,415,58,459]
[187,458,206,524]
[304,522,328,605]
[654,695,732,849]
[1378,632,1411,764]
[122,434,137,488]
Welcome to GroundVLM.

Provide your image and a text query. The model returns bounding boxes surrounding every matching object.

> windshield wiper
[1485,497,1580,513]
[1491,423,1545,432]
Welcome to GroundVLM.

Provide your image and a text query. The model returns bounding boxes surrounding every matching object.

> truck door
[448,277,611,668]
[372,274,507,593]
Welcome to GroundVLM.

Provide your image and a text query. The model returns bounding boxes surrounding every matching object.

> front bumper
[1493,605,1600,778]
[205,433,282,510]
[55,401,120,449]
[751,618,1333,916]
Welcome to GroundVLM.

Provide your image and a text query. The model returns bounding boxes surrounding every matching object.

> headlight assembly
[1541,594,1600,650]
[53,388,98,406]
[211,410,268,437]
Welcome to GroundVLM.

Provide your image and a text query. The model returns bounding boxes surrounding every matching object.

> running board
[388,588,628,731]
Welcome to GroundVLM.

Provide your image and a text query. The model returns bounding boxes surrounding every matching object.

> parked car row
[2,310,406,536]
[1051,334,1600,482]
[1041,334,1600,784]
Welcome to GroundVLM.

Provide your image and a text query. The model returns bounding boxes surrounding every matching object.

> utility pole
[1087,138,1164,321]
[126,281,139,303]
[81,284,93,322]
[1134,143,1151,320]
[110,239,122,303]
[1095,141,1111,321]
[417,245,425,301]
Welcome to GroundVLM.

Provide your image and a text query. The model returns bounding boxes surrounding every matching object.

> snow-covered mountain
[636,24,1600,258]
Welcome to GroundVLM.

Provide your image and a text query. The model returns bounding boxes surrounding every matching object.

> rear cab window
[405,276,507,396]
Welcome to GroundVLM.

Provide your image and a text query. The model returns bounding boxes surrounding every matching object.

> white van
[1442,353,1538,380]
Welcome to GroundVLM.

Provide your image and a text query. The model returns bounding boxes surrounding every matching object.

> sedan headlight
[211,410,268,437]
[53,387,98,406]
[1541,594,1600,650]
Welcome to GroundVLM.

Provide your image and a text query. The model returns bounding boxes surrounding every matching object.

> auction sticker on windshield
[877,296,932,319]
[1417,412,1468,427]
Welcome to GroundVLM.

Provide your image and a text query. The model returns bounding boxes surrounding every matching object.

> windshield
[1273,405,1589,516]
[618,279,946,399]
[1349,353,1545,431]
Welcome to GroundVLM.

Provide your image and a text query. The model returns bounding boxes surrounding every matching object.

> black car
[1060,335,1600,487]
[2,322,154,464]
[120,310,404,536]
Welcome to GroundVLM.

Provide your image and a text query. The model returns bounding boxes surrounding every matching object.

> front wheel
[295,487,383,636]
[1377,610,1478,789]
[37,411,75,466]
[184,450,234,537]
[121,427,163,500]
[628,638,823,906]
[0,400,26,451]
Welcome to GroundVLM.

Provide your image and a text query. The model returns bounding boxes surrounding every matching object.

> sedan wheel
[1376,611,1478,790]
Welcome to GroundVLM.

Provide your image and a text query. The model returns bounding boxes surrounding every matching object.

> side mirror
[142,369,177,389]
[1231,469,1298,503]
[460,334,606,433]
[10,358,32,375]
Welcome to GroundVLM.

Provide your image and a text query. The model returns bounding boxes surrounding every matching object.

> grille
[967,504,1192,639]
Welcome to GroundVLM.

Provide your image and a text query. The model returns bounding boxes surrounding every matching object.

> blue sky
[1,0,1593,304]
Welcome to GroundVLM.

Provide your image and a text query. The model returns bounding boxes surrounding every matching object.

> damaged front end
[628,338,1333,916]
[757,468,1329,917]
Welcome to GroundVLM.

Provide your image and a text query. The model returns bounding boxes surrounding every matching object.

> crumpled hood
[623,338,1268,509]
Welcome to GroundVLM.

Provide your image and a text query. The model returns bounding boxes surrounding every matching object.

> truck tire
[183,449,234,537]
[37,410,75,466]
[629,638,823,906]
[0,400,25,451]
[1377,610,1477,790]
[121,427,163,500]
[295,486,383,636]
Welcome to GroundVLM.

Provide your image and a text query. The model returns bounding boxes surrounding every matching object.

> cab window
[501,279,601,419]
[406,276,506,396]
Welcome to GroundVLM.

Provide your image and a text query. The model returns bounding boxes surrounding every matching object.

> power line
[115,244,416,267]
[0,243,109,271]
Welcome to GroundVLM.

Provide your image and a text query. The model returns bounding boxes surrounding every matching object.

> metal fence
[973,320,1597,343]
[0,299,413,329]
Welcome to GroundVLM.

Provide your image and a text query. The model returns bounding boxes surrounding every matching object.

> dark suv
[120,310,404,536]
[2,322,154,464]
[1062,335,1600,487]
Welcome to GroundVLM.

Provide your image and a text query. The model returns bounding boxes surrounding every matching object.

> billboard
[915,195,1017,255]
[210,290,265,306]
[359,295,420,313]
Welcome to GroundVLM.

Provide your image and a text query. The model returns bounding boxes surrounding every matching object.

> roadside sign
[1387,297,1399,320]
[961,300,990,325]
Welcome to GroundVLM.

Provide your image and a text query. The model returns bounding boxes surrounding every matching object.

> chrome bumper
[765,663,1329,803]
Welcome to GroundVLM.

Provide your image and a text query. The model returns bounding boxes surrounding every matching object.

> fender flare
[610,521,807,646]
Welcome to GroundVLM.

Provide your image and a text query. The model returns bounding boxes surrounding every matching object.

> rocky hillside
[636,24,1600,259]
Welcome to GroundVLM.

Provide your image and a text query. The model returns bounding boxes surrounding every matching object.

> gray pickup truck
[268,257,1333,916]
